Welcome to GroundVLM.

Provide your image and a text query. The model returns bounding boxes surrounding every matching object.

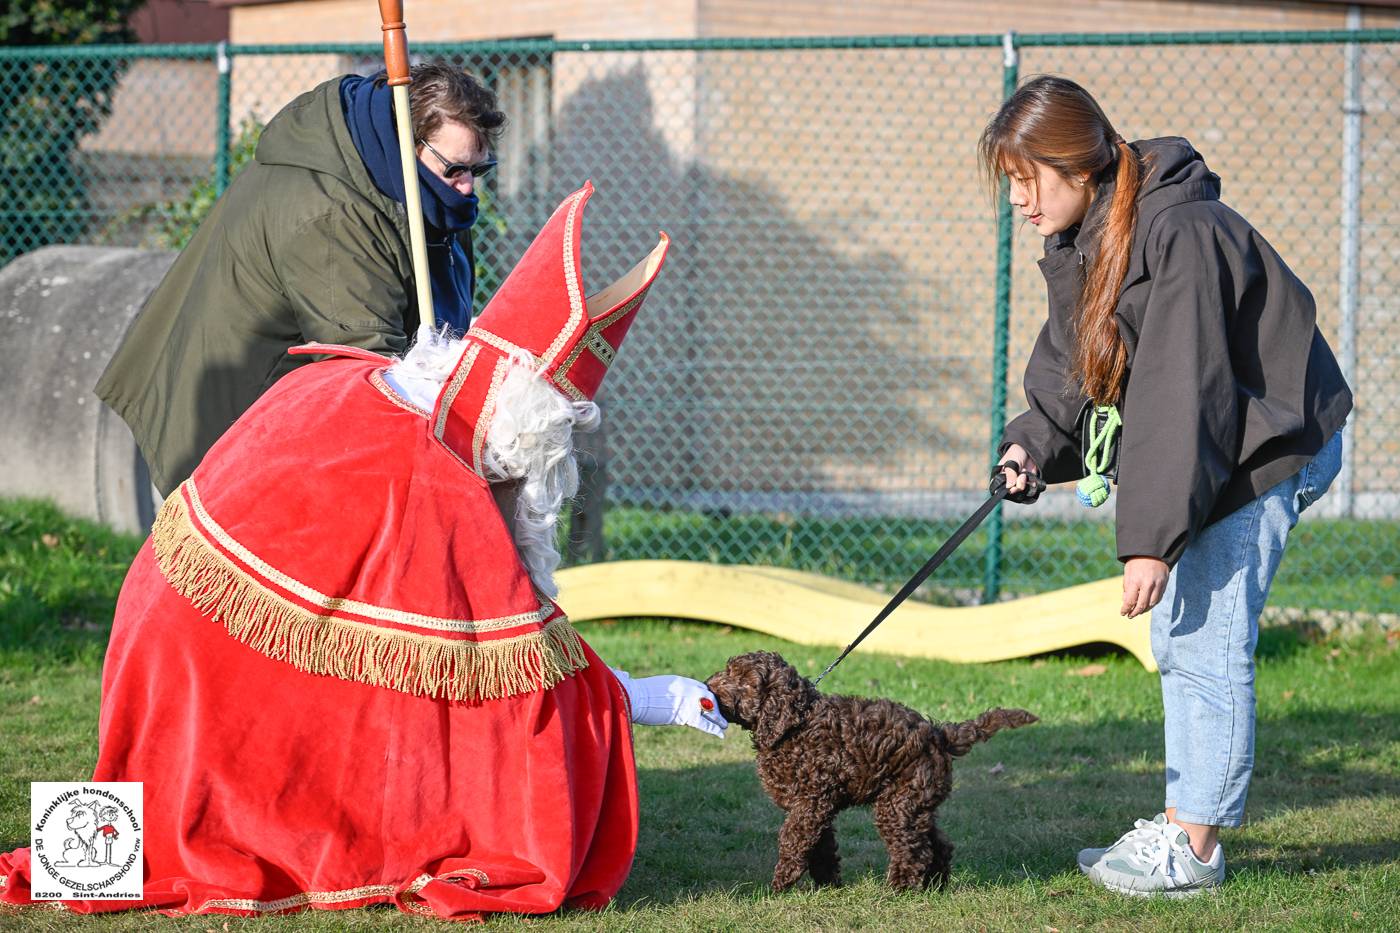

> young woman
[980,76,1351,897]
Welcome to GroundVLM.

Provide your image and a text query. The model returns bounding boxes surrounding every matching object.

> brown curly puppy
[706,650,1037,892]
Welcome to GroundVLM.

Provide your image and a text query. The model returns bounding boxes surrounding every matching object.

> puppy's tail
[941,708,1038,757]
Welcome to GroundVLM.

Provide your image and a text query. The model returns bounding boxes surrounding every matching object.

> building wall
[223,0,701,166]
[227,0,698,42]
[198,2,1400,509]
[665,2,1400,499]
[699,0,1397,35]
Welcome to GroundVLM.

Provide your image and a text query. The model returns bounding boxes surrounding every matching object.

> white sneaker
[1088,821,1224,898]
[1076,812,1168,874]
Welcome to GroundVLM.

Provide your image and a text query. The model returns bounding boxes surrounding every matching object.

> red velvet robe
[0,351,639,920]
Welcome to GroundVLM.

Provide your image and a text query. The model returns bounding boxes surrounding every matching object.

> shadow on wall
[491,63,979,514]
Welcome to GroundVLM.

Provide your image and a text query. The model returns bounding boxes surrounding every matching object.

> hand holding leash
[992,450,1045,504]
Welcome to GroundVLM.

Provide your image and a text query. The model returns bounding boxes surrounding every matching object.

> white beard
[384,325,600,598]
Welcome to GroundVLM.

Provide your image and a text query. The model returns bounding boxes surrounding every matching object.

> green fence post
[215,41,232,196]
[982,31,1019,604]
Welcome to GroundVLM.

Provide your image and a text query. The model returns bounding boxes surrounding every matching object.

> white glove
[611,669,727,739]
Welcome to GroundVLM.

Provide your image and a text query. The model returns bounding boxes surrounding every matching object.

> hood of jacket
[254,76,383,201]
[1053,137,1222,289]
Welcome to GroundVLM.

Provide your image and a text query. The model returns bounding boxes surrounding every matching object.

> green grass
[2,498,1398,931]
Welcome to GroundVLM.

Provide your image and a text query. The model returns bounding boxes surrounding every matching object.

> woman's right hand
[997,444,1043,502]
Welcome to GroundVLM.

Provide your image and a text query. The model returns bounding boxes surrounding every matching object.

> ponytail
[979,77,1146,404]
[1074,137,1142,405]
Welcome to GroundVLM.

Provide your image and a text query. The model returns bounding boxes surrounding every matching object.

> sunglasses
[418,138,497,180]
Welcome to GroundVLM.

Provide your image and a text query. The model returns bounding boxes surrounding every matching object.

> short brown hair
[380,61,506,154]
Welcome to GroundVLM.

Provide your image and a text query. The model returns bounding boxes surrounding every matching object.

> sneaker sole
[1098,877,1221,899]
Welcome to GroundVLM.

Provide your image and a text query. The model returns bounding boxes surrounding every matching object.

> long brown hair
[978,76,1144,404]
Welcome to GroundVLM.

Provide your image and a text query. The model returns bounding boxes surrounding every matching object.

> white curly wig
[383,324,600,597]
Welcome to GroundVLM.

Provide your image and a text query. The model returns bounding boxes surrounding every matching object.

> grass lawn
[1,498,1397,931]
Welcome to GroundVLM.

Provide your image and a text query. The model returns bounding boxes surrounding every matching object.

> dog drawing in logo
[53,800,103,867]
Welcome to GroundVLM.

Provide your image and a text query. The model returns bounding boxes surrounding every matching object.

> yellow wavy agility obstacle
[555,560,1156,671]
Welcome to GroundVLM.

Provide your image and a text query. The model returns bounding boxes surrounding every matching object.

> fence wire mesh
[1,34,1395,615]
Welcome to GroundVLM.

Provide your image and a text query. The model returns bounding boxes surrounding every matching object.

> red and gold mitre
[432,181,669,476]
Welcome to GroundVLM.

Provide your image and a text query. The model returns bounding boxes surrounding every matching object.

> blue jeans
[1151,429,1343,828]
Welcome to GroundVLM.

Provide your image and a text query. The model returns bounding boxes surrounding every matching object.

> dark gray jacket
[1002,137,1352,565]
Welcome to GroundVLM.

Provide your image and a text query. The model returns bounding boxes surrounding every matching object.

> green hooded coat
[95,77,422,496]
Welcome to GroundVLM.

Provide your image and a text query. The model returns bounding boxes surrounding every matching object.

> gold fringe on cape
[150,492,589,702]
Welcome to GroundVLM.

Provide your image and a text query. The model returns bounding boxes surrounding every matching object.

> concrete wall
[0,248,174,534]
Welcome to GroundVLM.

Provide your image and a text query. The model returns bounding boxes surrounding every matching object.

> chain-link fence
[2,32,1396,614]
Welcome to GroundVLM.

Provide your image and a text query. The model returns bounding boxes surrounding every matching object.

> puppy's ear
[753,659,817,751]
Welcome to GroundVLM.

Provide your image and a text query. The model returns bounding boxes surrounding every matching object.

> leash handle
[992,456,1045,504]
[813,482,1009,686]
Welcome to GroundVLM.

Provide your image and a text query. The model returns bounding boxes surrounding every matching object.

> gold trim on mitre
[150,488,588,702]
[541,185,590,368]
[554,234,669,401]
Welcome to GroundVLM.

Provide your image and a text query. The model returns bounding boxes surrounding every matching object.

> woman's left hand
[1121,556,1170,618]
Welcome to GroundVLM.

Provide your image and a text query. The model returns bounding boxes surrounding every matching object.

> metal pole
[379,0,435,329]
[1336,5,1363,518]
[983,31,1018,603]
[214,41,231,196]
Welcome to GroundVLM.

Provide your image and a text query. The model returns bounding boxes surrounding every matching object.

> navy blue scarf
[340,74,477,328]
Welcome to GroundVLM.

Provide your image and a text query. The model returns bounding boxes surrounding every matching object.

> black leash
[812,461,1043,686]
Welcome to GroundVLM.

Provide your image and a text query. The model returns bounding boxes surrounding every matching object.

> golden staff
[378,0,434,329]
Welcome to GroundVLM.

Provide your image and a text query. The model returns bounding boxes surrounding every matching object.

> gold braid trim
[196,883,398,914]
[150,493,588,702]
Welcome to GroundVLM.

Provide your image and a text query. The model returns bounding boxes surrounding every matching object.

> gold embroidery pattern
[152,492,588,701]
[396,868,492,917]
[582,329,617,367]
[468,327,540,365]
[591,288,649,333]
[471,357,509,477]
[433,343,480,441]
[553,290,647,400]
[197,883,399,914]
[370,368,428,417]
[553,371,587,402]
[542,189,587,367]
[399,873,436,915]
[182,480,545,634]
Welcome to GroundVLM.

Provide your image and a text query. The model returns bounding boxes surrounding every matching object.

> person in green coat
[96,62,504,497]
